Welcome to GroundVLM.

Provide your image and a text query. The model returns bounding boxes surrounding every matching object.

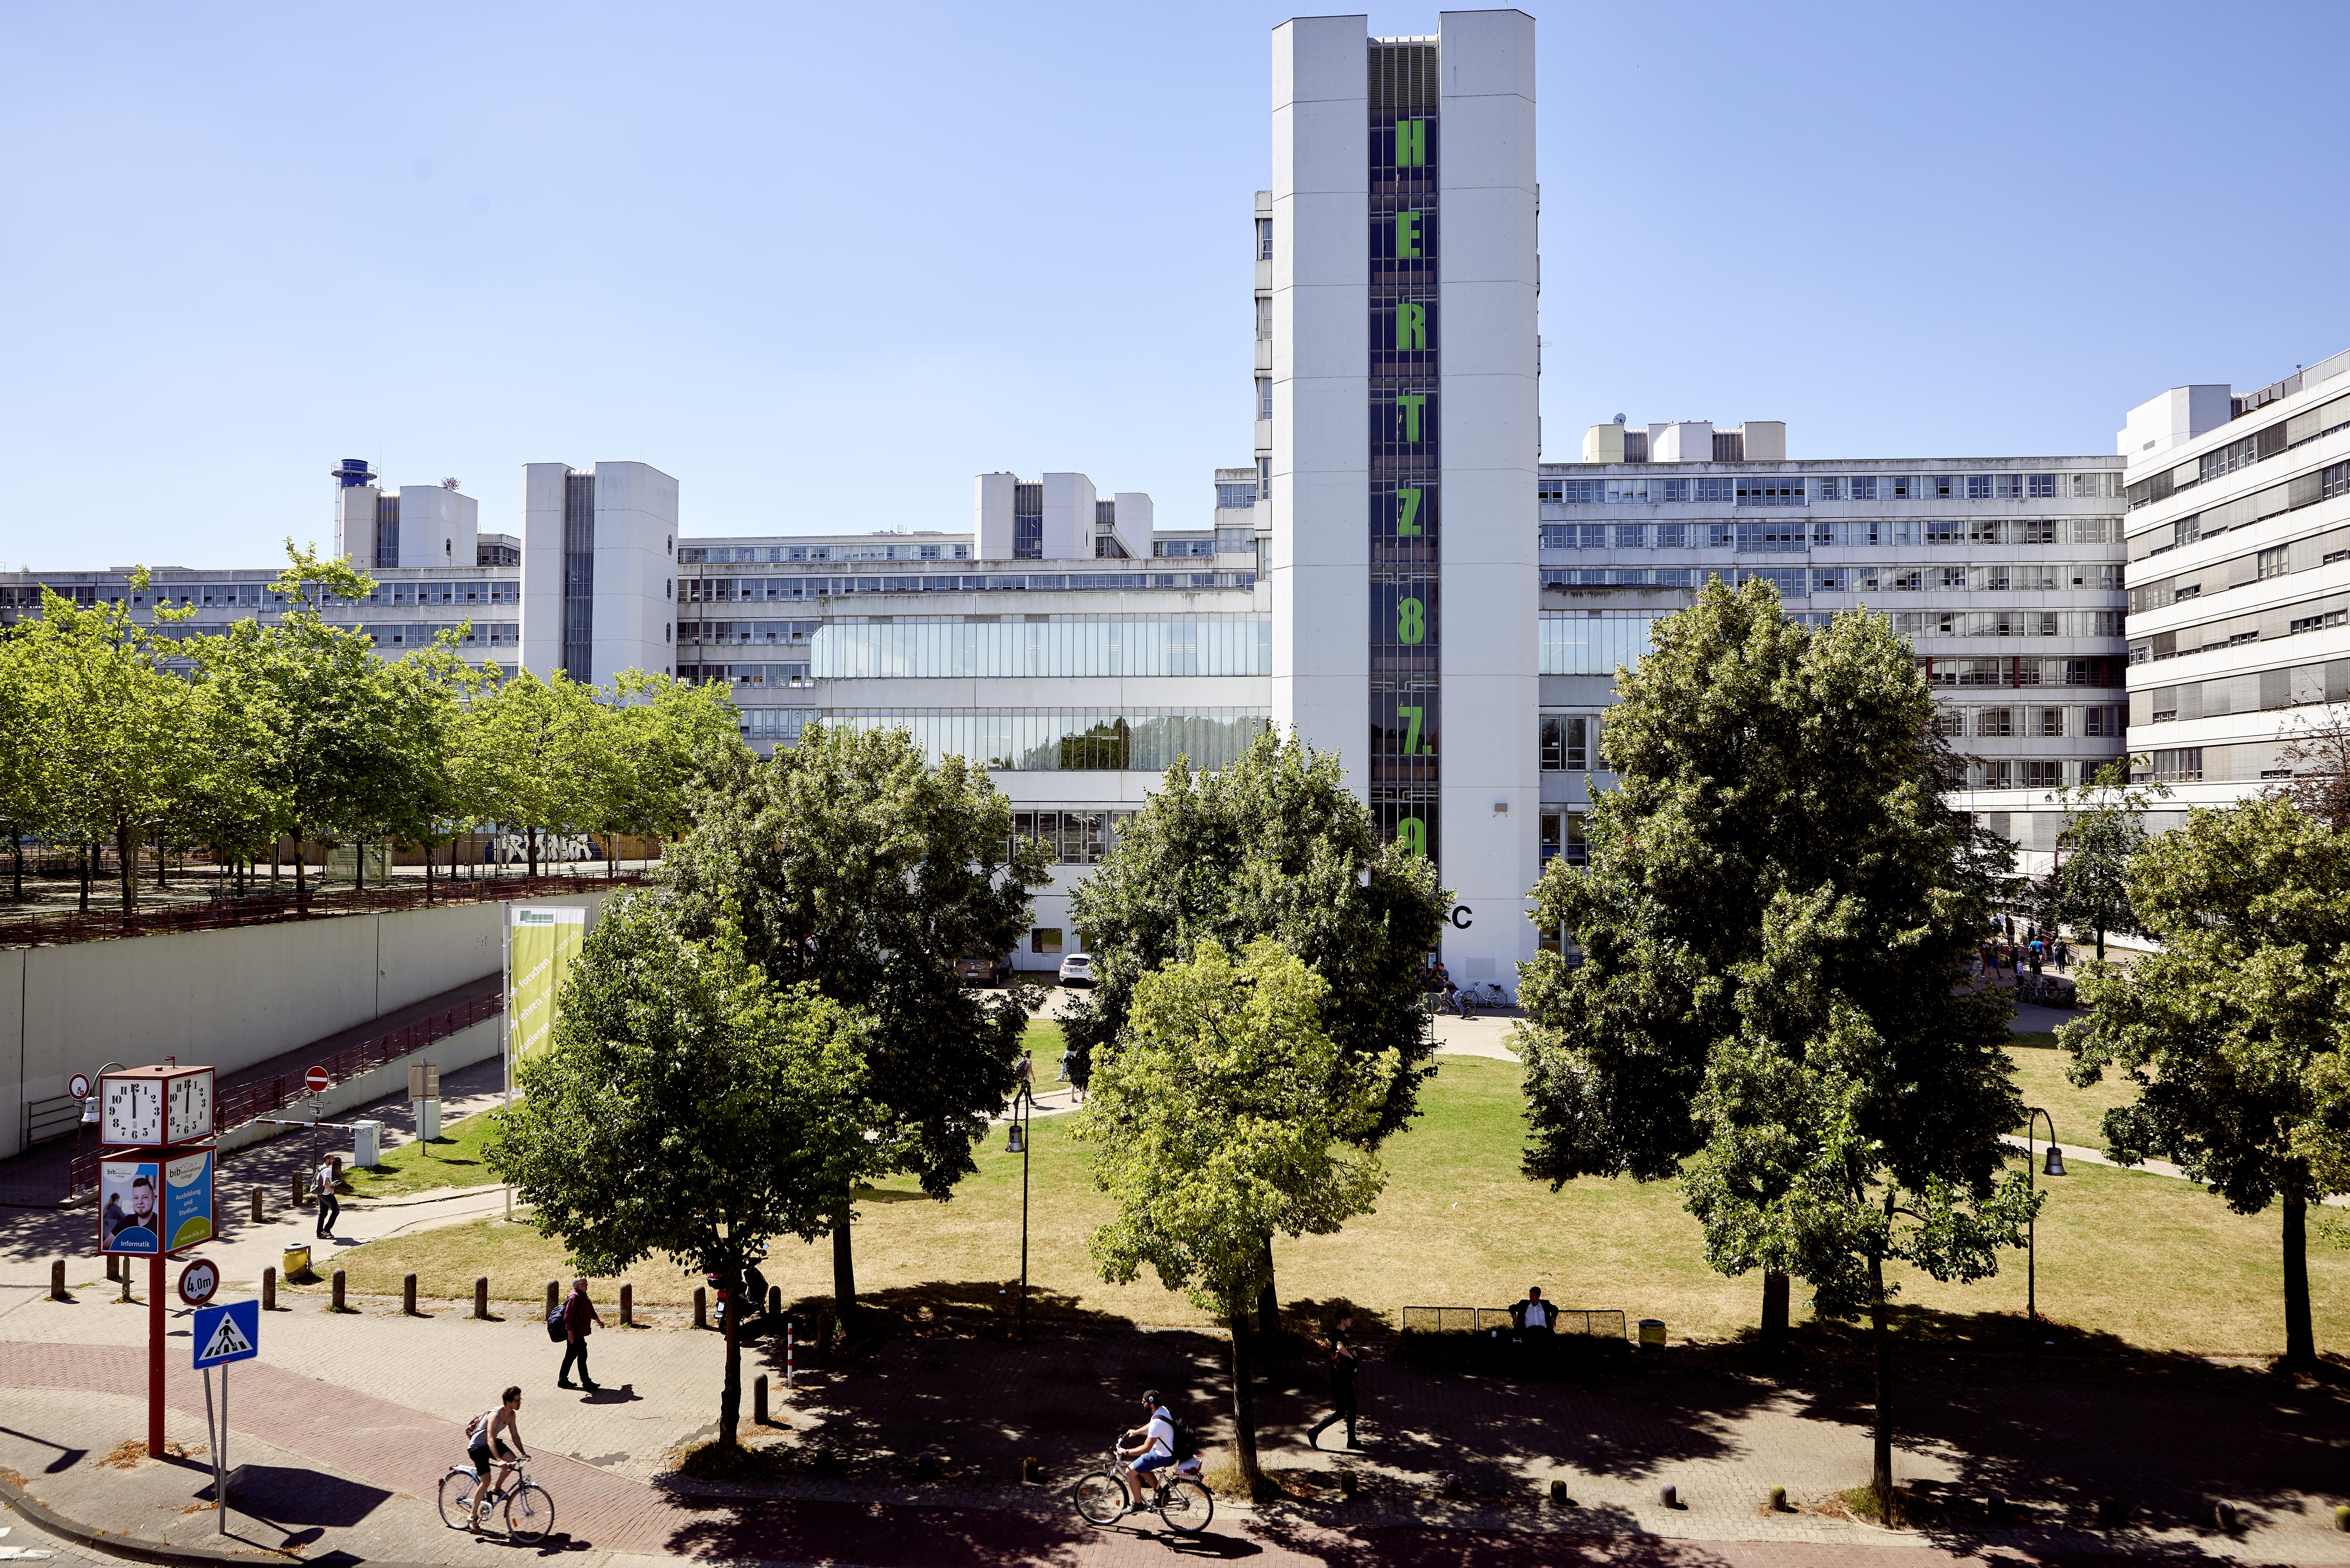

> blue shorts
[1132,1452,1172,1474]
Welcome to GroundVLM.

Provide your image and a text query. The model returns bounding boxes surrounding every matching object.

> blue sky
[4,1,2347,569]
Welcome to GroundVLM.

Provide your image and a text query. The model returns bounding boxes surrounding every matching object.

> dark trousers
[315,1193,339,1237]
[559,1338,592,1385]
[1308,1380,1358,1447]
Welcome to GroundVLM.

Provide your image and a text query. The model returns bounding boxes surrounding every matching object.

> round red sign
[177,1258,219,1307]
[69,1074,90,1100]
[305,1066,330,1093]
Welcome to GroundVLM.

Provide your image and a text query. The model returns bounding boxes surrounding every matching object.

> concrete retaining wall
[2,891,615,1161]
[214,1016,504,1157]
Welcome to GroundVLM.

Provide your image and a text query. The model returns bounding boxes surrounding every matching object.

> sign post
[98,1063,216,1459]
[192,1299,259,1535]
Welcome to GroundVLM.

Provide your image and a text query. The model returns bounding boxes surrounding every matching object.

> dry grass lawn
[326,1048,2350,1358]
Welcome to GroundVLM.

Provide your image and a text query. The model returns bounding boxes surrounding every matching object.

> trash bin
[352,1119,383,1168]
[1638,1318,1667,1348]
[283,1244,311,1280]
[414,1098,442,1141]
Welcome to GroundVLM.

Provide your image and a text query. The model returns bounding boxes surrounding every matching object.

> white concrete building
[2120,348,2350,809]
[519,461,679,687]
[330,458,482,572]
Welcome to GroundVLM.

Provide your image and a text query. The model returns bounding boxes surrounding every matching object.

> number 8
[1397,597,1425,645]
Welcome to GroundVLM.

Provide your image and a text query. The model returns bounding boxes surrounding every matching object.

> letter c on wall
[1450,905,1473,929]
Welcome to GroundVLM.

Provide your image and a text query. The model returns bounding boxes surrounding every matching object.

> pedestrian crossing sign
[192,1300,259,1368]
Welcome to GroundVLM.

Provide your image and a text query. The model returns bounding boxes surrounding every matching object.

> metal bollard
[545,1280,559,1320]
[50,1260,66,1301]
[620,1283,632,1327]
[754,1374,768,1426]
[263,1265,276,1312]
[250,1187,264,1223]
[293,1171,307,1207]
[475,1277,489,1320]
[693,1286,707,1329]
[404,1273,418,1315]
[331,1269,347,1312]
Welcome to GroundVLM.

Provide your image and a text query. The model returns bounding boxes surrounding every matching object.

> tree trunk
[10,831,21,901]
[424,841,434,899]
[1761,1270,1791,1353]
[2283,1189,2315,1371]
[1227,1300,1265,1493]
[78,842,91,913]
[719,1276,743,1448]
[1257,1240,1278,1341]
[115,823,136,915]
[1870,1241,1893,1522]
[831,1211,857,1332]
[293,827,309,912]
[2094,923,2105,963]
[354,841,364,892]
[527,826,539,879]
[156,840,168,888]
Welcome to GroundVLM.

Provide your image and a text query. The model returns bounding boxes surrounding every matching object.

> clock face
[102,1079,162,1146]
[167,1073,212,1142]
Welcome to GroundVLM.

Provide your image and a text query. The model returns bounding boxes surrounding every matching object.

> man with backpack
[555,1277,602,1391]
[1116,1390,1179,1510]
[1306,1313,1361,1449]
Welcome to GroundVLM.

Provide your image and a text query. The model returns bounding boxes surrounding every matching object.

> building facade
[2120,350,2350,810]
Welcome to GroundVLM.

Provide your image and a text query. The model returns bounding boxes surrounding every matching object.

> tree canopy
[1079,936,1396,1489]
[2064,794,2350,1370]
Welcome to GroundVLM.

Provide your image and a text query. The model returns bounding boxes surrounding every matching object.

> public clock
[167,1071,212,1144]
[102,1077,162,1146]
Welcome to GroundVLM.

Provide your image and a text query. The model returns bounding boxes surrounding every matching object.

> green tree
[457,666,614,876]
[1064,728,1447,1328]
[0,624,53,900]
[2064,795,2350,1372]
[659,721,1051,1326]
[489,893,904,1448]
[2035,762,2166,960]
[1078,937,1396,1492]
[1515,578,2021,1357]
[598,671,751,872]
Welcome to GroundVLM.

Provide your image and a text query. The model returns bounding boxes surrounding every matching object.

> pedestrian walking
[313,1155,339,1239]
[1067,1042,1092,1107]
[1305,1313,1361,1450]
[2028,937,2044,976]
[557,1277,604,1391]
[1055,1043,1075,1084]
[2055,935,2072,971]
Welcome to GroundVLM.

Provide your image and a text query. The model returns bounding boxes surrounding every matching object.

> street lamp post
[1006,1083,1033,1343]
[2022,1105,2065,1371]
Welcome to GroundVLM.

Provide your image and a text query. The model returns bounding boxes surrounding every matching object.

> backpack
[1168,1418,1201,1461]
[546,1299,569,1343]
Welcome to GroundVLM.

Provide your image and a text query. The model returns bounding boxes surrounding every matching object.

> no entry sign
[305,1066,330,1094]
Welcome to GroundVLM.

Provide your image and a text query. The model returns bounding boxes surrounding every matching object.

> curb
[0,1464,434,1568]
[340,1183,507,1212]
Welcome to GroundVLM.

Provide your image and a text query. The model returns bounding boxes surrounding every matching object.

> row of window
[1891,610,2123,638]
[1964,758,2116,790]
[679,663,810,687]
[2138,459,2350,562]
[2128,592,2349,663]
[674,571,1257,601]
[1546,472,2123,506]
[1542,519,2121,550]
[680,543,970,564]
[1921,657,2127,689]
[1010,809,1138,866]
[1931,705,2125,739]
[2127,390,2350,509]
[2139,658,2350,725]
[2132,543,2349,614]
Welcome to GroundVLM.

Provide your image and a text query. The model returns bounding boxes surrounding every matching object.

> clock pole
[149,1250,165,1456]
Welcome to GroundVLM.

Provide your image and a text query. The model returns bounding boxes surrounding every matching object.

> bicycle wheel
[1158,1477,1214,1536]
[1071,1471,1127,1526]
[504,1482,555,1542]
[436,1469,480,1530]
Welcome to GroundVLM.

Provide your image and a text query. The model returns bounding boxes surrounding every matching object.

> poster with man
[101,1160,161,1254]
[508,905,586,1067]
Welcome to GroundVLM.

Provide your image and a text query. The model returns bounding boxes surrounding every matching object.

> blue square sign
[192,1299,259,1369]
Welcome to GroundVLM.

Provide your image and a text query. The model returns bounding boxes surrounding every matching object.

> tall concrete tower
[1266,10,1540,983]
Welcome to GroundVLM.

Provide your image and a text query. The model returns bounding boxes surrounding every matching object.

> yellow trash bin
[283,1244,311,1281]
[1638,1318,1667,1348]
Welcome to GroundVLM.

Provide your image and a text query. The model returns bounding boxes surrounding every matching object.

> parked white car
[1057,952,1096,988]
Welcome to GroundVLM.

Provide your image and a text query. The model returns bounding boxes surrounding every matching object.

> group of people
[1418,959,1475,1018]
[1975,913,2068,985]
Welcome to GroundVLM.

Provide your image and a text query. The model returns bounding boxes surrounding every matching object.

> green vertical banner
[508,906,587,1068]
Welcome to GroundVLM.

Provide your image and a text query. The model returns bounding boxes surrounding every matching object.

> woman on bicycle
[1117,1391,1176,1509]
[464,1386,529,1533]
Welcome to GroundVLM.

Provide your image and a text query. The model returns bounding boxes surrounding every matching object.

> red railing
[2,872,643,950]
[65,990,506,1200]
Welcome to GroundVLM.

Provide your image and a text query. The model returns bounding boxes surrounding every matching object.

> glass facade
[1368,41,1440,864]
[816,709,1269,771]
[374,494,400,569]
[1539,611,1662,675]
[1014,483,1043,560]
[562,472,595,679]
[809,615,1270,679]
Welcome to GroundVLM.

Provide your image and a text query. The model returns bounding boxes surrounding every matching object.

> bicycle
[436,1454,555,1541]
[1070,1436,1213,1536]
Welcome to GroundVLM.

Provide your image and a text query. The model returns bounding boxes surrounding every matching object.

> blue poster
[101,1159,160,1255]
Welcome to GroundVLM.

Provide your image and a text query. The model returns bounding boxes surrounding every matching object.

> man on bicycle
[463,1385,529,1533]
[1116,1390,1176,1510]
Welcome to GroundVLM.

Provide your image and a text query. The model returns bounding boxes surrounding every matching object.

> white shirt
[1524,1299,1551,1329]
[1143,1408,1175,1460]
